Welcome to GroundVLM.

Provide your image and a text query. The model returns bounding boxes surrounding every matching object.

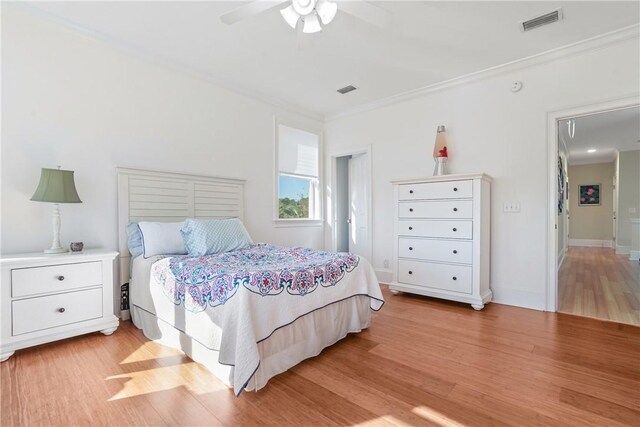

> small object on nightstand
[70,242,84,252]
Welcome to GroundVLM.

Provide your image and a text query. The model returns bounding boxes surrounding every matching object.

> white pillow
[137,221,187,258]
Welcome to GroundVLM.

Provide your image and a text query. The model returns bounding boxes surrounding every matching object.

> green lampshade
[31,168,82,203]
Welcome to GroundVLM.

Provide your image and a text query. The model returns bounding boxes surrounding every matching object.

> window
[276,123,321,221]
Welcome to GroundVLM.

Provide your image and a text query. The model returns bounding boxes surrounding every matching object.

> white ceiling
[561,106,640,165]
[21,1,640,117]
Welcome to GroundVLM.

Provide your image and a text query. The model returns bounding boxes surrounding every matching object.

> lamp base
[44,247,68,254]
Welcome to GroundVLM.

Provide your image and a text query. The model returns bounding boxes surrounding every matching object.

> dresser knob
[57,276,65,281]
[409,226,413,231]
[409,247,413,251]
[453,250,458,254]
[58,308,66,313]
[409,208,414,212]
[453,208,458,212]
[453,228,457,232]
[452,277,457,281]
[453,187,458,192]
[409,190,414,194]
[408,271,413,275]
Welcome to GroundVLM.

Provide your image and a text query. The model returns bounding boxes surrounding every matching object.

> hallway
[559,247,640,325]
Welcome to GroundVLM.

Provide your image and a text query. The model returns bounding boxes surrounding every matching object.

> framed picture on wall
[578,184,601,206]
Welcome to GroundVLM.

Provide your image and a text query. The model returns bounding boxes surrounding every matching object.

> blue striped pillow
[181,218,253,256]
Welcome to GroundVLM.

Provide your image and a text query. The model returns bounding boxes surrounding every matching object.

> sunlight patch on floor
[412,406,463,426]
[119,341,182,364]
[106,363,228,401]
[353,415,407,426]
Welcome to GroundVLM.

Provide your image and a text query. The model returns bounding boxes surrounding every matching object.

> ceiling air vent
[337,85,357,95]
[521,8,563,32]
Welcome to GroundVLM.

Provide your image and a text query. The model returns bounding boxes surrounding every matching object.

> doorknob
[347,219,352,224]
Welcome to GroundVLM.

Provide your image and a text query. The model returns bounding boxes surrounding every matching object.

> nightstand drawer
[12,288,103,336]
[12,261,102,298]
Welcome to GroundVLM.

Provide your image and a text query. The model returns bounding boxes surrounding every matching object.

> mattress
[130,244,384,394]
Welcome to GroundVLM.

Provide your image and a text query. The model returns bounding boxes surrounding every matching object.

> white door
[613,174,617,244]
[348,154,370,259]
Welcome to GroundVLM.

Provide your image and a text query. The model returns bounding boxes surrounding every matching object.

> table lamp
[31,167,82,253]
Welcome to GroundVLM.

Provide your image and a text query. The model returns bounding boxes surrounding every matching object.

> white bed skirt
[131,294,372,393]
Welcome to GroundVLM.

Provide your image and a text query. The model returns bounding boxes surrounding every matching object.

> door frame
[327,145,373,262]
[545,94,639,312]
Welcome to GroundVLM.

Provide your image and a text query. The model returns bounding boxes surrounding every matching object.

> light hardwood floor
[558,247,640,325]
[2,286,639,426]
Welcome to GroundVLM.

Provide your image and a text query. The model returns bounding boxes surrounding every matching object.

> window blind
[278,125,319,178]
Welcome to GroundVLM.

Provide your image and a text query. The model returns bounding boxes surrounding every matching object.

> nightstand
[0,249,119,361]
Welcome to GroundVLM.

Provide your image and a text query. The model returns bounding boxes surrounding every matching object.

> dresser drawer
[398,260,472,294]
[12,261,102,298]
[12,288,103,336]
[398,220,472,239]
[399,200,472,219]
[399,238,473,264]
[399,180,472,200]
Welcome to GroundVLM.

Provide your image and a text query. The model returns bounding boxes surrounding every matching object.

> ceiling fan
[220,0,391,34]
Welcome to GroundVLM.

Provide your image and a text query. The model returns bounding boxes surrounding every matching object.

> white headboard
[116,167,245,317]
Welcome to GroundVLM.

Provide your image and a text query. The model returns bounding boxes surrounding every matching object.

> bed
[117,168,384,395]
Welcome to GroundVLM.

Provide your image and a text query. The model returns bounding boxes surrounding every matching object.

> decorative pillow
[125,222,144,258]
[137,221,187,258]
[181,218,253,256]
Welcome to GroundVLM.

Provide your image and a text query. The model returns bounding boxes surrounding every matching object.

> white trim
[557,247,567,270]
[327,145,373,264]
[327,24,640,122]
[569,239,613,248]
[630,251,640,261]
[616,245,631,255]
[546,96,640,313]
[17,2,323,123]
[273,117,324,225]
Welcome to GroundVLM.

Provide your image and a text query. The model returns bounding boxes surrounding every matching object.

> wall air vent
[337,85,357,95]
[521,8,563,32]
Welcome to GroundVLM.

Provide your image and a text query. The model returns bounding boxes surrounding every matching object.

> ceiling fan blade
[220,0,288,25]
[338,1,391,28]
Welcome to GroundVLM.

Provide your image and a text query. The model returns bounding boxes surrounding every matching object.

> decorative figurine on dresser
[390,174,492,310]
[0,250,119,361]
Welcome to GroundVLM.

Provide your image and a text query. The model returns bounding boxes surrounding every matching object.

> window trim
[273,117,323,226]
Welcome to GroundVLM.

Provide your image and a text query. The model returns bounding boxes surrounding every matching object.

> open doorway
[556,106,640,324]
[329,147,372,261]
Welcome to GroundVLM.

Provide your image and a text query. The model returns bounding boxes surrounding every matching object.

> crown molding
[326,24,640,122]
[15,3,324,123]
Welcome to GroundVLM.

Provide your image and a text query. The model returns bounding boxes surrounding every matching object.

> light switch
[503,202,521,213]
[629,208,637,214]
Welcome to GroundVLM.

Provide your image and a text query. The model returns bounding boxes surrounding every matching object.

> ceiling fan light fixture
[303,12,322,33]
[292,0,316,16]
[280,4,300,29]
[316,0,337,25]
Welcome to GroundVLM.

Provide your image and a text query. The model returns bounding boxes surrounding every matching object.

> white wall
[617,150,640,250]
[1,6,324,255]
[324,36,639,310]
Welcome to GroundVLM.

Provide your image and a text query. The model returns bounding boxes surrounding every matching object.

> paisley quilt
[147,244,384,395]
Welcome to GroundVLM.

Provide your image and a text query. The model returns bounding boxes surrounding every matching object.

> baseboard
[491,288,545,311]
[630,250,640,261]
[616,245,631,255]
[374,268,393,284]
[569,239,613,248]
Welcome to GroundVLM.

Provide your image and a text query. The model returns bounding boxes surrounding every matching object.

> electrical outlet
[503,202,521,213]
[383,259,389,269]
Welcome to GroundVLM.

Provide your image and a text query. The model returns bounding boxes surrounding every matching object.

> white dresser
[390,174,492,310]
[0,249,119,361]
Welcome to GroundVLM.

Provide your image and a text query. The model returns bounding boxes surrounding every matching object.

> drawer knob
[453,228,457,232]
[409,247,413,251]
[57,276,65,281]
[58,307,66,313]
[409,190,414,194]
[452,277,457,281]
[408,271,413,275]
[409,226,413,231]
[453,187,458,192]
[453,207,458,212]
[409,208,414,212]
[453,250,458,254]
